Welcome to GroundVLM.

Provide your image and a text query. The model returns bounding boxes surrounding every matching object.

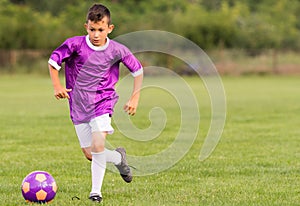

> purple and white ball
[21,171,57,203]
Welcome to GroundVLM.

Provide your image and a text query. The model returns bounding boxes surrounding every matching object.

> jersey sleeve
[120,45,143,77]
[48,37,78,71]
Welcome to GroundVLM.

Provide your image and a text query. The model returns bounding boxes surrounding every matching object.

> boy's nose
[94,31,100,37]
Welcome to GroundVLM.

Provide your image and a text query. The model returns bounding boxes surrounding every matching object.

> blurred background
[1,0,300,75]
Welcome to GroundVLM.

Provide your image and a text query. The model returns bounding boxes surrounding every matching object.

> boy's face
[84,16,114,47]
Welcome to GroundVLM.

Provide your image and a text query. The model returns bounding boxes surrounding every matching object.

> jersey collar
[85,35,110,51]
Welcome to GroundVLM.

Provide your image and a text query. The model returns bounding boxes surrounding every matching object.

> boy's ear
[84,23,88,30]
[108,24,114,34]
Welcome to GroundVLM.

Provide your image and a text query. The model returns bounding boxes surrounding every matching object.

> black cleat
[89,194,102,203]
[115,147,133,183]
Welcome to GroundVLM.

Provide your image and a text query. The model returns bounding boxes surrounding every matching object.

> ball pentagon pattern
[21,171,57,203]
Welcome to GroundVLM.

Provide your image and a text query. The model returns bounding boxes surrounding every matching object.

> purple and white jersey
[48,35,143,124]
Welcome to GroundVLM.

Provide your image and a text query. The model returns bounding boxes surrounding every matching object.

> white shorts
[74,114,114,148]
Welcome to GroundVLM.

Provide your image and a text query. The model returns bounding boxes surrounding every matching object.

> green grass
[0,74,299,205]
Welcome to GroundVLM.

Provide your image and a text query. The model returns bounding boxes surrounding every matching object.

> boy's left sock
[105,148,121,165]
[90,151,106,197]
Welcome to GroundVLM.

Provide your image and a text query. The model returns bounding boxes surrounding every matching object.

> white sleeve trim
[48,58,61,71]
[131,68,143,77]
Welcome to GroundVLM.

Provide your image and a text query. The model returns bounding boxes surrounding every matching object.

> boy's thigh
[74,114,114,148]
[74,123,92,148]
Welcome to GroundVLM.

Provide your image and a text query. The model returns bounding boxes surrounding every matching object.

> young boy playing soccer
[48,3,143,203]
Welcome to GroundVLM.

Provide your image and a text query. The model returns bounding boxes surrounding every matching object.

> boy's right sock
[90,151,106,197]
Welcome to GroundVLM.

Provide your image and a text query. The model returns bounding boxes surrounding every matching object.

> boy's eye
[89,28,104,32]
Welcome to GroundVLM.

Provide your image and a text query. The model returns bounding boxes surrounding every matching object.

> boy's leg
[105,148,121,164]
[75,114,119,162]
[81,147,92,161]
[90,131,107,198]
[88,114,113,201]
[80,147,121,164]
[74,123,93,160]
[82,147,132,183]
[76,114,132,190]
[74,121,107,201]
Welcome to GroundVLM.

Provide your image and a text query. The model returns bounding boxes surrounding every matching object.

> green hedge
[1,0,300,51]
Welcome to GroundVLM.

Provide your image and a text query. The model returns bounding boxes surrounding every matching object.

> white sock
[90,151,106,197]
[105,148,121,165]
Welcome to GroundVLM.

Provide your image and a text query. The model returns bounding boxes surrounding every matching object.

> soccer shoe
[89,194,102,203]
[115,147,133,183]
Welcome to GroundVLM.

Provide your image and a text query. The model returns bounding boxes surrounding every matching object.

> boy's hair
[86,4,111,24]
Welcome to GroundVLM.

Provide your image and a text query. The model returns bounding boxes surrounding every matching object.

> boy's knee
[91,144,105,153]
[91,132,106,153]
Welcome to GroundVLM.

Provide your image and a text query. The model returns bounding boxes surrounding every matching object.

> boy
[48,3,143,203]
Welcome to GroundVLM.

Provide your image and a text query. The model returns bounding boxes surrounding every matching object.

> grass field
[0,74,299,205]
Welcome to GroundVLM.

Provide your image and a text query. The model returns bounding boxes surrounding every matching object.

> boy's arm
[124,73,143,116]
[48,64,72,99]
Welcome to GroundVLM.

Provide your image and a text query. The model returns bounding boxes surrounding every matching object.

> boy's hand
[49,64,72,100]
[124,96,139,116]
[124,73,143,116]
[54,86,72,100]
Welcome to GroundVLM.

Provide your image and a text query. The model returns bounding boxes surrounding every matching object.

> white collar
[85,35,110,51]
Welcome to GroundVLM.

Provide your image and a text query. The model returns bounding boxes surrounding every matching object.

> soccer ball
[21,171,57,203]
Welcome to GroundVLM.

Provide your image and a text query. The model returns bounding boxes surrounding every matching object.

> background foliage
[1,0,300,51]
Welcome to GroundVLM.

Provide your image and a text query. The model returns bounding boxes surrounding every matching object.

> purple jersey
[48,35,143,124]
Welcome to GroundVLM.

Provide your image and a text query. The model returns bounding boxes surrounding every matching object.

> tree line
[1,0,300,52]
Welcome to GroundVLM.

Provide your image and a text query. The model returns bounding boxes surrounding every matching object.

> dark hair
[86,4,111,24]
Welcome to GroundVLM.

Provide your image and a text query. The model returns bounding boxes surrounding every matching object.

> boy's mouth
[92,39,101,45]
